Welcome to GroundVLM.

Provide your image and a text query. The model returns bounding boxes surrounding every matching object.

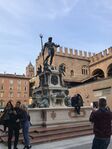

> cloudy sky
[0,0,112,74]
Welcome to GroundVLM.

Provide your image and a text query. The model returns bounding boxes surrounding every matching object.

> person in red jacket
[89,98,112,149]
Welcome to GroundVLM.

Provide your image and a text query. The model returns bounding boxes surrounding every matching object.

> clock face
[51,75,58,85]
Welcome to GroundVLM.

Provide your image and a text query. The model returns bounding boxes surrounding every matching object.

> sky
[0,0,112,74]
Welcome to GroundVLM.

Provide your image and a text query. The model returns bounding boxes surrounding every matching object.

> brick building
[35,46,112,109]
[0,73,30,107]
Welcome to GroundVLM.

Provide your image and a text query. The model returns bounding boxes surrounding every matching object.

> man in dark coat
[89,98,112,149]
[71,94,83,114]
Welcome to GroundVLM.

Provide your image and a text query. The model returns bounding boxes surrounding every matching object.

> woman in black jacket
[4,101,19,149]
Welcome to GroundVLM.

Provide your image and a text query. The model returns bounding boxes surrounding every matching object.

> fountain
[29,36,92,127]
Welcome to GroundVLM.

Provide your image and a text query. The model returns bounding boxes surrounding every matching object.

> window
[2,79,4,83]
[9,85,13,90]
[24,86,27,91]
[9,92,13,98]
[82,65,88,75]
[0,100,4,107]
[10,80,13,85]
[0,92,4,97]
[17,86,21,91]
[9,80,13,90]
[17,80,21,91]
[24,81,28,91]
[24,81,28,85]
[0,78,4,90]
[0,84,4,90]
[18,80,21,85]
[70,70,74,76]
[24,93,27,97]
[17,92,21,97]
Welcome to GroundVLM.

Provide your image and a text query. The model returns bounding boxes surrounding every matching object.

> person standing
[14,101,22,149]
[42,37,60,65]
[89,98,112,149]
[3,101,20,149]
[20,104,31,149]
[1,101,11,133]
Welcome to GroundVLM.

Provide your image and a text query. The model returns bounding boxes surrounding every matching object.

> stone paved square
[0,135,112,149]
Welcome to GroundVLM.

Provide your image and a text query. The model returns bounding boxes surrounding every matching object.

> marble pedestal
[29,106,92,127]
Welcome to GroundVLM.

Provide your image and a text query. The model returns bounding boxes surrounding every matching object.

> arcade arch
[92,68,105,79]
[107,63,112,77]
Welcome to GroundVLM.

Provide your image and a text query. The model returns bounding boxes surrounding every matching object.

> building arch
[107,63,112,77]
[92,68,105,79]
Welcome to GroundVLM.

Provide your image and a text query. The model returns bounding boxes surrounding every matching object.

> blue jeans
[22,121,30,146]
[92,137,110,149]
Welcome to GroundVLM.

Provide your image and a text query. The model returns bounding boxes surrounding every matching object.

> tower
[26,62,34,78]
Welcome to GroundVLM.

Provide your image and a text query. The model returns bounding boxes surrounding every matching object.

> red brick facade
[0,74,30,107]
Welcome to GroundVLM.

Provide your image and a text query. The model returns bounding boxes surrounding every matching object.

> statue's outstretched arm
[53,43,60,48]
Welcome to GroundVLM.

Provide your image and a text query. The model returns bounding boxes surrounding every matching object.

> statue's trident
[39,34,47,85]
[39,34,44,64]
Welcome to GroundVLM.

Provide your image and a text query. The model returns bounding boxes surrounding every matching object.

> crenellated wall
[53,47,91,82]
[89,47,112,78]
[36,47,112,64]
[55,47,94,59]
[36,47,95,61]
[35,46,112,85]
[90,47,112,64]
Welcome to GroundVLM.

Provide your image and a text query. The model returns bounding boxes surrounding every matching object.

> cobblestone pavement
[0,135,112,149]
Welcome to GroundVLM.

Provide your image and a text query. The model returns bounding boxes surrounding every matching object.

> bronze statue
[36,65,42,76]
[42,37,60,65]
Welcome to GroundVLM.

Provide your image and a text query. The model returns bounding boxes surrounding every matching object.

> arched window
[0,100,4,107]
[70,70,74,76]
[82,65,88,75]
